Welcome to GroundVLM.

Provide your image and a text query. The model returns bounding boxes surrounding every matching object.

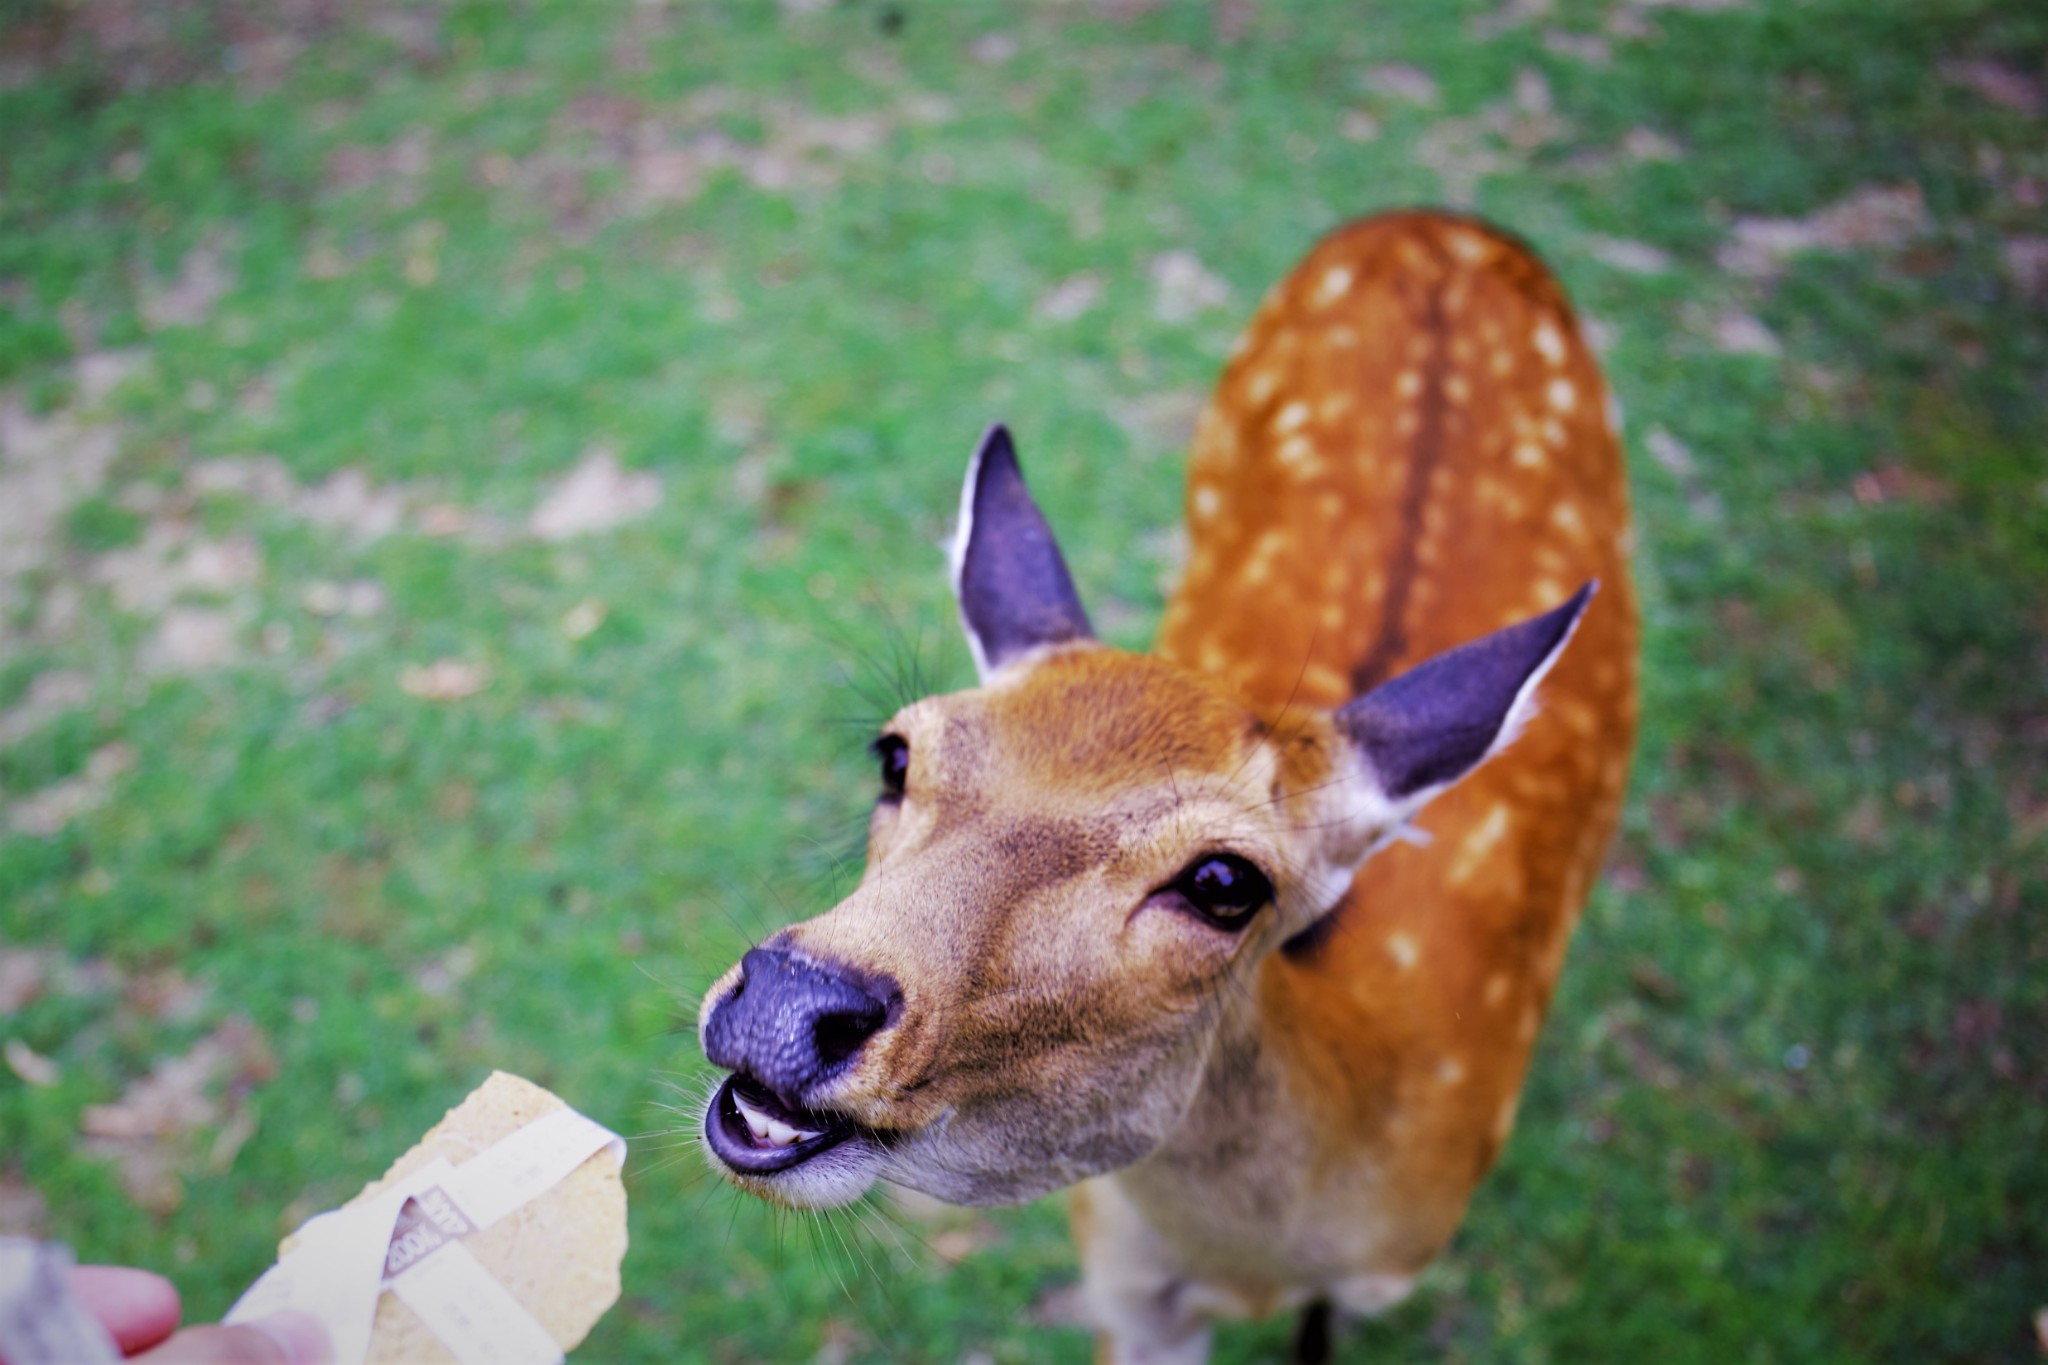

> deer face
[695,427,1588,1209]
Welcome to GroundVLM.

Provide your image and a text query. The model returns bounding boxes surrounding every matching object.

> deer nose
[702,945,898,1103]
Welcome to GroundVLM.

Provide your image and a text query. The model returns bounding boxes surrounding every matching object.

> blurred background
[1,1,2042,1360]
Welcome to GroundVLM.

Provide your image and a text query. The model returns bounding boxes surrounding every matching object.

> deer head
[696,424,1591,1210]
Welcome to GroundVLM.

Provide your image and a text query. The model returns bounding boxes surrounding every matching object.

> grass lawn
[2,1,2043,1360]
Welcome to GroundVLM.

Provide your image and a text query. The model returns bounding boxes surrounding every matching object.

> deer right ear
[949,424,1095,682]
[1335,584,1595,826]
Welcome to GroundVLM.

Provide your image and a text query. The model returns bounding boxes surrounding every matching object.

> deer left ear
[1336,583,1595,822]
[950,424,1095,681]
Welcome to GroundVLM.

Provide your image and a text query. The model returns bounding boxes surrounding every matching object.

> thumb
[136,1313,330,1365]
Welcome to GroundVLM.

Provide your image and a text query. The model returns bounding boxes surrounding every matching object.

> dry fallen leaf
[1644,427,1696,477]
[8,743,136,837]
[141,235,235,331]
[1035,271,1105,324]
[1586,235,1673,274]
[1720,184,1929,277]
[94,531,263,614]
[124,967,211,1023]
[302,579,387,618]
[141,606,245,673]
[0,950,49,1015]
[416,502,471,536]
[1621,127,1683,162]
[0,670,94,747]
[399,659,490,701]
[79,1017,275,1212]
[1339,109,1381,142]
[298,467,408,540]
[1362,63,1439,106]
[530,447,663,540]
[4,1038,60,1087]
[561,598,608,641]
[2002,237,2048,300]
[1940,59,2042,117]
[1710,309,1782,357]
[0,392,124,634]
[1149,251,1230,323]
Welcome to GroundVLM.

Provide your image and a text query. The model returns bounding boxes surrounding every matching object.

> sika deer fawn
[695,210,1638,1362]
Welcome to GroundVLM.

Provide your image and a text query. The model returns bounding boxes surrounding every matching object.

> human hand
[65,1267,329,1364]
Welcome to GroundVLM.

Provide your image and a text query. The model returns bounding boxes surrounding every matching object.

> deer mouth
[704,1073,867,1175]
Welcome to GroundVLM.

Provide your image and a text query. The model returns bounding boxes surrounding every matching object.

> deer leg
[1291,1297,1334,1365]
[1073,1178,1214,1365]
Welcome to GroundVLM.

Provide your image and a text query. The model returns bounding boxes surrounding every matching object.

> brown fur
[1148,209,1637,1274]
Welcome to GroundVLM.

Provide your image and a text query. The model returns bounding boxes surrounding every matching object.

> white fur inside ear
[1455,596,1583,782]
[1389,822,1433,848]
[949,432,994,682]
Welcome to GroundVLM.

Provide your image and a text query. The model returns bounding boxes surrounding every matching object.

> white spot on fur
[1386,932,1419,970]
[1551,501,1585,537]
[1277,435,1315,467]
[1451,803,1511,883]
[1548,377,1578,414]
[1446,229,1488,263]
[1513,441,1545,468]
[1193,484,1222,519]
[1317,265,1354,303]
[1274,401,1310,434]
[1533,320,1565,365]
[1437,1056,1466,1086]
[1484,972,1511,1007]
[1395,370,1422,398]
[1493,1096,1519,1141]
[1305,663,1347,696]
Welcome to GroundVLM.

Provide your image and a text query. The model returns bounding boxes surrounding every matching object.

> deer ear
[949,424,1095,681]
[1337,583,1595,818]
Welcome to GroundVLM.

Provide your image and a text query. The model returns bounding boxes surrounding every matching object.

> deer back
[1156,211,1640,1263]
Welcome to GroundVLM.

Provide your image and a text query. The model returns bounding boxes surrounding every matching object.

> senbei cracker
[228,1072,628,1365]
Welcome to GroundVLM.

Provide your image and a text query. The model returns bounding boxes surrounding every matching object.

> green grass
[2,1,2043,1360]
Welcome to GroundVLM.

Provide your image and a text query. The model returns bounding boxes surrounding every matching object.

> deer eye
[872,735,910,802]
[1172,853,1273,931]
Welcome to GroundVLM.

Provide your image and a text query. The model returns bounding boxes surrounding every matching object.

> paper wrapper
[244,1071,627,1364]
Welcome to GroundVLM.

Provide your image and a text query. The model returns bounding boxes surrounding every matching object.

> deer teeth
[733,1088,824,1147]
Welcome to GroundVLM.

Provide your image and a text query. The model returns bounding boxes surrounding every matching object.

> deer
[693,209,1639,1363]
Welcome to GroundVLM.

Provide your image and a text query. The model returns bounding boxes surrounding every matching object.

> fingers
[68,1265,182,1355]
[60,1264,328,1365]
[137,1313,330,1365]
